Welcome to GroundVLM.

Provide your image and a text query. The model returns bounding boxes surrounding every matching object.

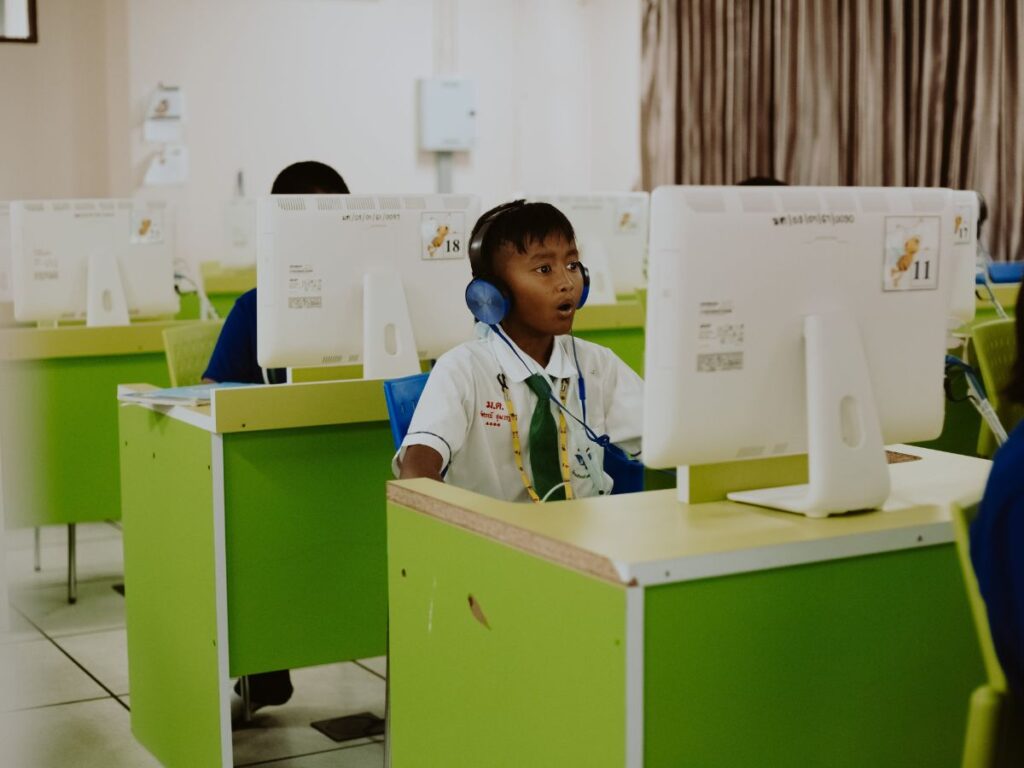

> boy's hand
[398,445,445,483]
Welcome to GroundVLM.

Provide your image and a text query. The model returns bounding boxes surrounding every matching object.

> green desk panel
[1,352,170,528]
[388,502,628,768]
[644,544,983,767]
[120,406,223,768]
[575,327,644,376]
[223,422,391,675]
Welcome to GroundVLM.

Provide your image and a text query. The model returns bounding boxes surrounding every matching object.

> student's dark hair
[976,191,988,237]
[271,161,349,194]
[469,201,576,281]
[1006,283,1024,404]
[737,176,787,186]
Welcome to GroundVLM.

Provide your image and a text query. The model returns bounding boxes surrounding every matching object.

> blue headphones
[465,200,590,325]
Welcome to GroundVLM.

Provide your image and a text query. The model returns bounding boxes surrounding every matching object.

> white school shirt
[393,325,644,503]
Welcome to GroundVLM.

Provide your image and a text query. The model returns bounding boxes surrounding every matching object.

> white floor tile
[357,656,387,679]
[244,741,385,767]
[0,697,161,768]
[55,628,129,696]
[231,662,386,767]
[11,578,125,638]
[0,608,44,645]
[6,537,124,591]
[3,638,107,710]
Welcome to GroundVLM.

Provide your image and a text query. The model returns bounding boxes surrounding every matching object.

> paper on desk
[118,382,253,407]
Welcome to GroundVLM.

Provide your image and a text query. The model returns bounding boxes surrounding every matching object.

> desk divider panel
[643,544,984,768]
[3,353,169,528]
[223,421,392,675]
[119,406,222,767]
[387,501,629,768]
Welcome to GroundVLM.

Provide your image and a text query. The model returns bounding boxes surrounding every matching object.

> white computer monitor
[256,193,481,378]
[0,202,12,303]
[10,199,179,325]
[643,185,961,517]
[517,192,649,301]
[222,198,257,268]
[948,190,979,331]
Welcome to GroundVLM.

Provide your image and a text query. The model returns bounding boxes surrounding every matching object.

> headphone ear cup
[577,264,591,309]
[465,278,509,325]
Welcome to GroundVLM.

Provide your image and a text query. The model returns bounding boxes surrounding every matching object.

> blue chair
[382,372,644,494]
[383,372,430,450]
[976,261,1024,284]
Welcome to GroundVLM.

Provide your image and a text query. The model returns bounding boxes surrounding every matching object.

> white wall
[0,0,112,199]
[2,0,641,268]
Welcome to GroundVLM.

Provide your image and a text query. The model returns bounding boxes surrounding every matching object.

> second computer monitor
[644,185,960,516]
[256,194,481,376]
[518,192,649,299]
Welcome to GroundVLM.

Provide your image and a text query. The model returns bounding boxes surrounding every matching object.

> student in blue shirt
[203,160,348,716]
[203,161,350,385]
[972,284,1024,704]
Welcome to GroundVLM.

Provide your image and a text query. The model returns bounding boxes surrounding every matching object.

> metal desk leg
[67,524,77,605]
[239,675,254,725]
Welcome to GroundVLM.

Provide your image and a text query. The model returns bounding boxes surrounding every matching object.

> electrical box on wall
[418,78,476,152]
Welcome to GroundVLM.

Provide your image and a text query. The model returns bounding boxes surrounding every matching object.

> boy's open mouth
[557,301,574,312]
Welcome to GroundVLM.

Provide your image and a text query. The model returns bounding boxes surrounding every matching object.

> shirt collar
[487,324,576,384]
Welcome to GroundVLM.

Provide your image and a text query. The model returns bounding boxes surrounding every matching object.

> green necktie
[523,373,565,501]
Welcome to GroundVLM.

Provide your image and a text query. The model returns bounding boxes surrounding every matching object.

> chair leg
[33,527,41,572]
[67,524,77,605]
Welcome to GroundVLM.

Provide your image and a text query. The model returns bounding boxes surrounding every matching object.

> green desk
[0,322,189,530]
[387,446,990,767]
[178,262,256,320]
[118,379,392,767]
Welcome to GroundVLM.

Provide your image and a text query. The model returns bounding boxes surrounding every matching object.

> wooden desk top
[0,320,197,362]
[387,445,991,587]
[119,377,391,434]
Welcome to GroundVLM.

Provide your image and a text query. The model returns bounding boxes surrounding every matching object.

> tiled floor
[1,522,387,767]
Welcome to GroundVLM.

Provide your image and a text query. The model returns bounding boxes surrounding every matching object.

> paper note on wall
[144,85,185,143]
[144,145,189,186]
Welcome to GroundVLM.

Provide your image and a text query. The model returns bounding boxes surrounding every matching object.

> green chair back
[973,319,1024,457]
[951,500,1017,768]
[162,322,224,388]
[951,501,1007,692]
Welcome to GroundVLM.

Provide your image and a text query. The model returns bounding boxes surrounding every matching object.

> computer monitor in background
[643,185,959,517]
[256,193,481,379]
[10,199,179,325]
[948,190,979,331]
[222,198,257,268]
[517,192,649,302]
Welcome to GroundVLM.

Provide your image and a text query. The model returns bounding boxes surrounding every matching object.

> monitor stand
[361,270,420,380]
[86,250,130,327]
[726,310,891,517]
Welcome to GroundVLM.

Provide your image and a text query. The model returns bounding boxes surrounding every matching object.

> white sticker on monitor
[131,208,165,245]
[287,264,323,309]
[421,212,465,260]
[952,205,973,245]
[696,301,744,372]
[883,216,940,291]
[32,249,59,282]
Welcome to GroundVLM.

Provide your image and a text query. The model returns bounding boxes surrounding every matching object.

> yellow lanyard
[497,373,574,502]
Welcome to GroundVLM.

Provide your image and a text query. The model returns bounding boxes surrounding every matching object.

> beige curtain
[641,0,1024,262]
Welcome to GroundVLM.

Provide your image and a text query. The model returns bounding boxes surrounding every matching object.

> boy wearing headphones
[396,201,643,502]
